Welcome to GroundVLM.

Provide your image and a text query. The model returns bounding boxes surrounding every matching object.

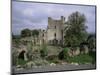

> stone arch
[18,50,26,60]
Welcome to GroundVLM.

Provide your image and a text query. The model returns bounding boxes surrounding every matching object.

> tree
[32,30,39,37]
[12,33,15,39]
[21,29,31,37]
[87,34,96,50]
[32,30,39,45]
[64,11,88,47]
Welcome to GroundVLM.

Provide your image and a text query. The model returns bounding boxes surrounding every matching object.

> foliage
[46,55,58,60]
[89,51,96,64]
[12,34,21,39]
[40,45,48,58]
[64,11,88,47]
[13,39,20,47]
[66,52,95,64]
[58,48,69,60]
[46,55,59,64]
[21,29,39,38]
[12,33,15,39]
[32,29,39,45]
[32,29,39,37]
[21,29,31,37]
[26,41,34,61]
[87,34,96,50]
[17,59,27,65]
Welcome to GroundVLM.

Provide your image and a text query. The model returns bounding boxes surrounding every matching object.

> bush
[66,53,94,64]
[89,51,96,64]
[13,39,21,47]
[46,55,59,64]
[40,45,48,58]
[26,41,34,61]
[17,59,27,65]
[46,55,58,60]
[58,48,69,60]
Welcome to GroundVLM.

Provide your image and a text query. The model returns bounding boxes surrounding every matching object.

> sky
[12,1,96,35]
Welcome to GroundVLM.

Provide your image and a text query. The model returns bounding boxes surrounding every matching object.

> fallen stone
[50,63,56,66]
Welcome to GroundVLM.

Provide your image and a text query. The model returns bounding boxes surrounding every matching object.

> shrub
[26,41,34,61]
[13,39,21,47]
[17,59,27,65]
[40,45,48,58]
[46,55,59,64]
[58,48,69,60]
[66,53,93,64]
[46,55,58,60]
[89,51,96,64]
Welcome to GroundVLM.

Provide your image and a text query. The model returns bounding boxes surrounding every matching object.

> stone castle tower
[46,16,65,45]
[21,16,66,46]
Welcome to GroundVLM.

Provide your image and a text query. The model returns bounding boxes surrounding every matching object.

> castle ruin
[39,16,66,46]
[21,16,66,46]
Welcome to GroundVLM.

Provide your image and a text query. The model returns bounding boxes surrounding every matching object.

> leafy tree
[64,11,88,47]
[12,33,15,39]
[87,34,96,50]
[21,29,31,37]
[32,30,39,37]
[32,30,39,45]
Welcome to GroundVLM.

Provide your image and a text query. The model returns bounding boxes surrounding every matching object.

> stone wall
[46,16,65,45]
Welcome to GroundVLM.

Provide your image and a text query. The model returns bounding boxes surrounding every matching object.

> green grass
[66,51,96,64]
[17,59,27,65]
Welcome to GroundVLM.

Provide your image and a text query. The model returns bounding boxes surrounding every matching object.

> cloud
[12,1,96,35]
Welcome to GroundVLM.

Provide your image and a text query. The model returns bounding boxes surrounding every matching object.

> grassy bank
[66,51,96,64]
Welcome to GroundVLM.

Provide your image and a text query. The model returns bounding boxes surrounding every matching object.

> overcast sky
[12,1,96,35]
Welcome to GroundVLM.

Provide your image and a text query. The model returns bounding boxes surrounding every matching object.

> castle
[38,16,66,46]
[21,16,66,46]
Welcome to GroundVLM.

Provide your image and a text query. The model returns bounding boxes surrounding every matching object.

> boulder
[25,61,35,69]
[68,50,73,57]
[80,45,89,54]
[67,47,80,56]
[34,59,49,66]
[50,63,56,66]
[84,45,89,54]
[71,62,79,65]
[46,55,58,61]
[27,50,40,61]
[74,47,80,56]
